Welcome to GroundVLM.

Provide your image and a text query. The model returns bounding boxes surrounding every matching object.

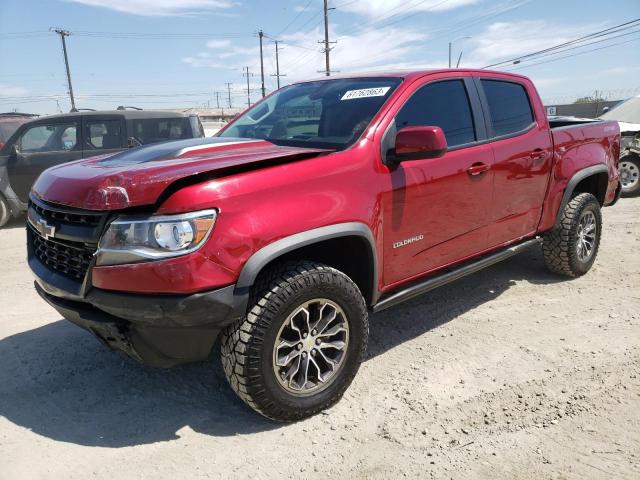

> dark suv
[0,110,205,227]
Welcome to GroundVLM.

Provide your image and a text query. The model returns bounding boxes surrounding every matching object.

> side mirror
[10,143,20,158]
[127,137,142,148]
[392,126,447,163]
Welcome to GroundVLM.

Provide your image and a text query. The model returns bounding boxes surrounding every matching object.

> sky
[0,0,639,114]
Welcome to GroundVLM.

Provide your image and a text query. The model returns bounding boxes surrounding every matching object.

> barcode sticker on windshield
[341,87,391,101]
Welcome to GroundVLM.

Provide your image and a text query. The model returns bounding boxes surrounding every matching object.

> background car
[0,112,38,150]
[0,109,205,227]
[600,96,640,196]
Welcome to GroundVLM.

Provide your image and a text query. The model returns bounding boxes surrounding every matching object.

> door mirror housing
[10,143,20,158]
[392,126,447,163]
[127,136,142,148]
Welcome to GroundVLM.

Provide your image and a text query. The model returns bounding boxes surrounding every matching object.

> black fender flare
[231,222,379,317]
[554,164,608,228]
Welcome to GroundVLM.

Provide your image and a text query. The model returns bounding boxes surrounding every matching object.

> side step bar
[372,237,542,313]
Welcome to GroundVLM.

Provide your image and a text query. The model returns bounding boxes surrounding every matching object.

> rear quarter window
[131,118,190,144]
[481,79,534,137]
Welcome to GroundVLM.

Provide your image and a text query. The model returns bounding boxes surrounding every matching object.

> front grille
[31,201,102,227]
[30,228,96,280]
[28,199,107,282]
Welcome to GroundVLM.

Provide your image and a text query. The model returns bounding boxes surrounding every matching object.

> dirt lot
[1,198,639,480]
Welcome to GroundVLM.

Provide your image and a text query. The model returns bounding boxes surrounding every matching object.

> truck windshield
[218,77,402,150]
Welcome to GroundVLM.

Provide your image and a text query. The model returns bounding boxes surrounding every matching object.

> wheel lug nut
[303,332,308,338]
[311,349,316,356]
[302,351,307,357]
[312,329,317,336]
[316,339,322,345]
[297,344,303,350]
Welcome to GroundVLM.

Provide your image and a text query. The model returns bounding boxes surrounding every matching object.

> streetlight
[449,36,472,68]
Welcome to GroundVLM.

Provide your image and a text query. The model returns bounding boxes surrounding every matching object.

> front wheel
[220,261,368,422]
[0,194,11,228]
[542,192,602,277]
[619,154,640,197]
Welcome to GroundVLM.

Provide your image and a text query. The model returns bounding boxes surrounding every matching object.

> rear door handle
[467,162,490,176]
[530,149,546,161]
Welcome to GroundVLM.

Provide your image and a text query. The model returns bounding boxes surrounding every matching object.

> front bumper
[32,259,242,368]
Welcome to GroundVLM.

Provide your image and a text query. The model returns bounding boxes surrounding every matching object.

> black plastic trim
[554,164,609,227]
[34,282,227,368]
[235,222,379,311]
[373,237,542,312]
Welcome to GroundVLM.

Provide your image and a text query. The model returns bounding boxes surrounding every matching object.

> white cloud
[206,39,233,49]
[460,20,600,68]
[66,0,236,16]
[340,0,481,18]
[184,25,428,82]
[0,85,29,97]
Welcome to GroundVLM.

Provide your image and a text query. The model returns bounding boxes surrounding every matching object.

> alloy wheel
[576,210,597,261]
[272,298,349,396]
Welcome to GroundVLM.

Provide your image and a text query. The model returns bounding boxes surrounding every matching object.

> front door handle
[530,149,546,161]
[467,162,490,176]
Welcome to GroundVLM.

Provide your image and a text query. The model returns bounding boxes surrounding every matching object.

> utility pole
[51,27,76,111]
[258,30,266,98]
[243,67,254,107]
[270,40,286,89]
[225,82,233,108]
[448,36,472,69]
[319,0,336,76]
[215,91,220,108]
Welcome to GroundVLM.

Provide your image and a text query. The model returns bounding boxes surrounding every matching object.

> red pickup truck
[28,70,620,421]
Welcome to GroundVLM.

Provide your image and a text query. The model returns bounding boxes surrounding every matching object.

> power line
[274,0,314,37]
[484,18,640,68]
[70,30,252,39]
[505,36,640,72]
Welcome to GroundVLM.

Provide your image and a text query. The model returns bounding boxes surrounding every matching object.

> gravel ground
[1,198,639,480]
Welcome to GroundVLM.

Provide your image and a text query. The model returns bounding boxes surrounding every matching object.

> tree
[573,91,607,104]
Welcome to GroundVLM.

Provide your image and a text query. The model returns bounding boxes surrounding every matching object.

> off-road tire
[220,261,368,422]
[0,194,10,228]
[543,192,602,277]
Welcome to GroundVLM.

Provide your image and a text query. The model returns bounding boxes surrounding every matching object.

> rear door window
[480,79,534,137]
[131,118,189,144]
[395,79,476,148]
[19,123,78,152]
[86,120,123,149]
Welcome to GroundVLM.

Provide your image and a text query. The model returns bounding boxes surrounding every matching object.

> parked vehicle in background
[202,120,229,136]
[28,70,620,421]
[0,110,205,227]
[600,96,640,196]
[0,112,38,150]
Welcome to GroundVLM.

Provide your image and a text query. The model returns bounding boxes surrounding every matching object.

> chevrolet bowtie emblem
[36,217,56,239]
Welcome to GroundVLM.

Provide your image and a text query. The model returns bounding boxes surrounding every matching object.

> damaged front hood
[32,137,331,210]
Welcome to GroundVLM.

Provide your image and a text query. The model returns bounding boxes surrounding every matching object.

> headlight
[96,209,217,265]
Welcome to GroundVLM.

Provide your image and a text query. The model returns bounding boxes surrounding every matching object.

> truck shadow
[366,247,563,360]
[0,248,564,447]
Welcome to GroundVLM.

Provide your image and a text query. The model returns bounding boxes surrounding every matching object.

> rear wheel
[220,261,368,421]
[619,154,640,197]
[0,194,10,228]
[543,192,602,277]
